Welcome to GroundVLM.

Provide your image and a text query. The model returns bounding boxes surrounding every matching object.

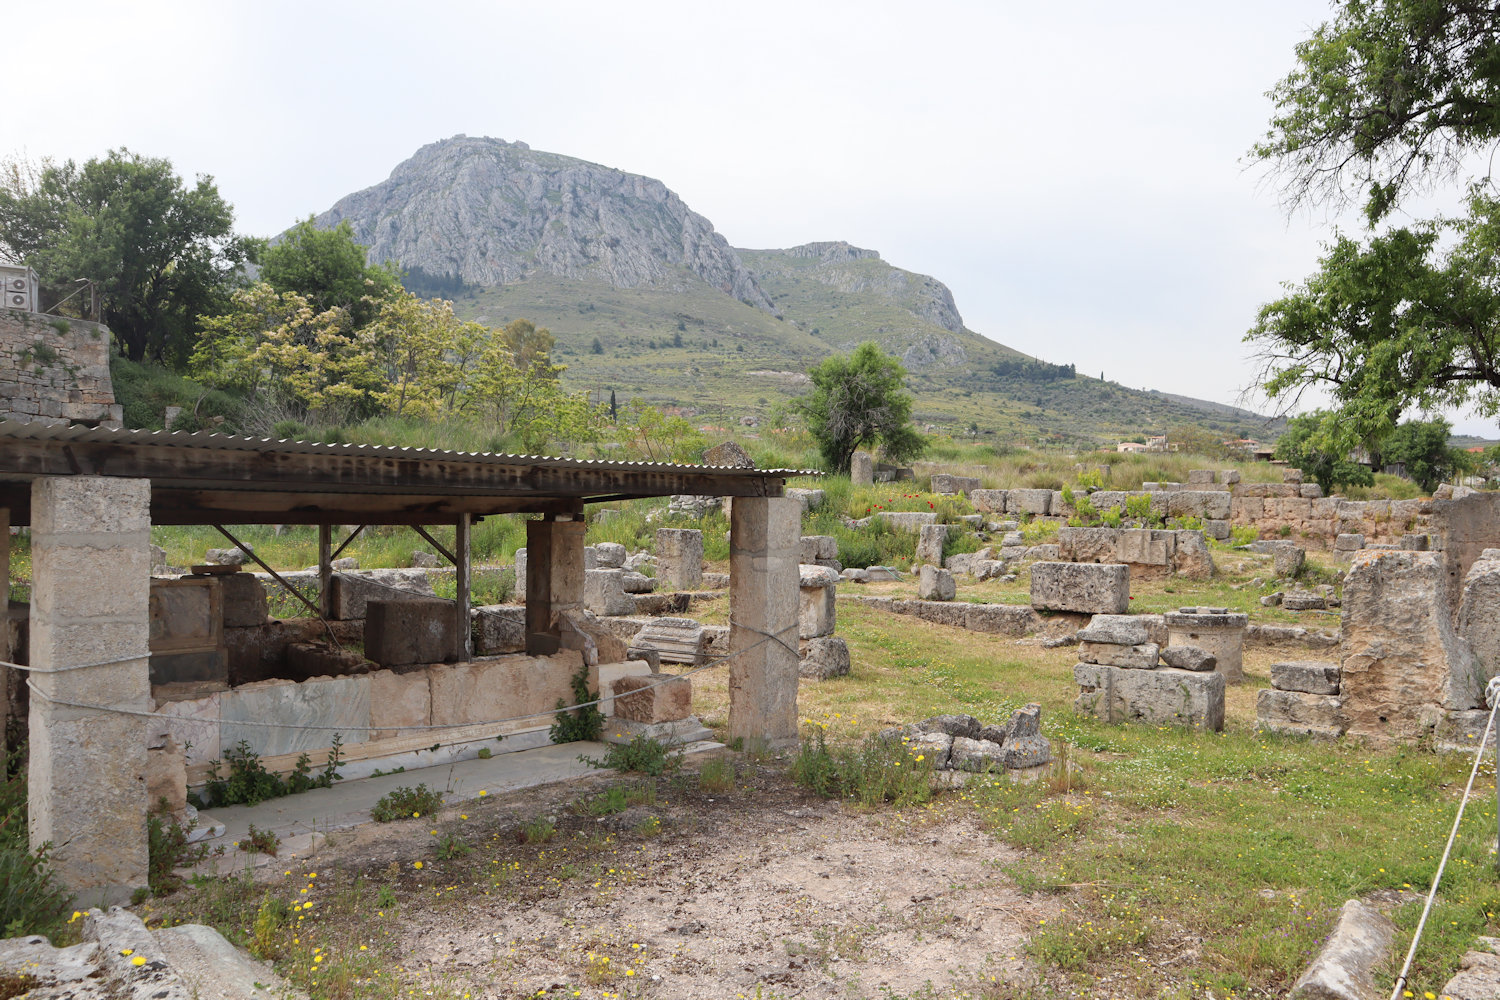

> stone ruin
[1072,614,1226,730]
[880,705,1053,772]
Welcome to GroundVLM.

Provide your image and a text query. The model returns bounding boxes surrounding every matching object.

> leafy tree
[1274,410,1374,493]
[792,342,925,474]
[1250,2,1500,446]
[498,319,556,376]
[0,149,259,365]
[260,217,398,325]
[366,294,484,418]
[617,399,705,463]
[1378,416,1460,491]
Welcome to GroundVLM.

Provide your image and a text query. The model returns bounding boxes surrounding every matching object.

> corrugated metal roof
[0,419,820,478]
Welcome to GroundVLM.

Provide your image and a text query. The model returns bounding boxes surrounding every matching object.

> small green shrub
[146,801,210,896]
[435,832,472,859]
[580,734,681,777]
[697,757,735,793]
[790,726,933,808]
[370,784,445,822]
[204,736,343,806]
[518,816,556,844]
[550,662,605,744]
[239,824,280,856]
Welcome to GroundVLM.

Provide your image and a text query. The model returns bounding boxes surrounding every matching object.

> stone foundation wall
[0,309,122,427]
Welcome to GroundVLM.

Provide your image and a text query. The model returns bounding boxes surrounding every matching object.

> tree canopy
[260,217,399,326]
[1250,1,1500,448]
[0,149,258,365]
[1378,415,1464,491]
[792,342,925,474]
[1272,410,1375,492]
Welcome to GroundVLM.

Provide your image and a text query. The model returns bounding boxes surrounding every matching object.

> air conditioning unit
[0,264,38,312]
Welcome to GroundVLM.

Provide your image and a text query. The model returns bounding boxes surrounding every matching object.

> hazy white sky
[10,1,1489,434]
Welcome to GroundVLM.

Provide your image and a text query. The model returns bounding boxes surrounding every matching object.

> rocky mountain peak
[312,135,775,313]
[786,241,882,263]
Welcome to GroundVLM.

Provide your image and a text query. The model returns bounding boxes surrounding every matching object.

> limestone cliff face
[312,135,775,312]
[758,241,964,336]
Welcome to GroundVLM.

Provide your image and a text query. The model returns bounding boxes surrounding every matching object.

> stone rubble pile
[1256,660,1345,738]
[1072,613,1225,730]
[880,705,1054,771]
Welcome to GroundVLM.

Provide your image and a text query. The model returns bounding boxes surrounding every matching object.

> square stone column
[729,496,801,747]
[28,476,152,903]
[525,515,586,655]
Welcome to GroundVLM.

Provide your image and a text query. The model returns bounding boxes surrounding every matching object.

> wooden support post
[318,523,332,619]
[455,514,472,661]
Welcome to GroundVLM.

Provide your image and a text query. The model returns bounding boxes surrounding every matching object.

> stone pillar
[850,451,874,486]
[1164,607,1248,684]
[0,506,8,663]
[728,497,800,747]
[656,528,703,590]
[525,516,585,655]
[28,476,152,903]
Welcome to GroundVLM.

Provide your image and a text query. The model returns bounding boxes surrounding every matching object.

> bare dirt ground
[301,756,1052,1000]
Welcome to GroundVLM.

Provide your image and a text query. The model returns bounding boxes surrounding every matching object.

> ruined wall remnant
[0,309,122,427]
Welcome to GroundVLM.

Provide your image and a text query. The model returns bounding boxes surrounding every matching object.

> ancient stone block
[1076,614,1148,646]
[219,572,268,628]
[949,736,1007,771]
[473,603,525,655]
[703,440,755,468]
[1007,489,1053,516]
[584,568,637,617]
[1171,531,1216,579]
[1272,544,1305,579]
[1030,562,1130,614]
[365,598,458,666]
[1282,467,1304,484]
[1282,592,1326,611]
[877,511,938,531]
[1459,551,1500,683]
[914,600,967,627]
[1256,689,1347,739]
[220,675,372,758]
[915,523,949,566]
[1164,608,1247,684]
[1300,483,1324,499]
[798,564,839,638]
[1079,641,1159,668]
[369,668,430,738]
[1117,528,1175,569]
[285,641,366,680]
[429,651,581,730]
[728,496,801,746]
[328,569,436,621]
[965,603,1039,635]
[656,528,704,591]
[1271,660,1340,694]
[918,565,956,601]
[1160,644,1216,671]
[968,488,1008,513]
[1342,550,1485,742]
[1074,662,1224,730]
[1058,526,1118,564]
[144,736,187,815]
[1188,469,1215,485]
[850,451,874,486]
[1334,532,1365,552]
[594,542,627,568]
[1027,543,1061,561]
[1167,490,1231,521]
[612,674,693,724]
[1219,470,1241,485]
[785,487,825,512]
[799,636,851,680]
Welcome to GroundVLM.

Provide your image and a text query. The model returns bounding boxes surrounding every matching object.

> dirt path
[301,758,1049,999]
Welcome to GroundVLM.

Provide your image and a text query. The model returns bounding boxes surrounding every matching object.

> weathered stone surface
[911,713,982,739]
[1283,467,1305,484]
[1160,644,1216,671]
[785,487,825,512]
[1271,660,1341,694]
[1172,530,1216,579]
[1167,490,1232,521]
[930,474,981,496]
[964,603,1039,635]
[850,451,874,486]
[728,496,801,746]
[949,735,1007,771]
[968,489,1008,513]
[877,511,938,531]
[204,547,246,566]
[1079,641,1159,668]
[1459,551,1500,683]
[612,674,693,724]
[799,636,851,679]
[594,542,627,568]
[1334,532,1365,552]
[410,550,440,568]
[1441,941,1500,1000]
[915,523,949,566]
[1030,562,1130,614]
[220,675,372,758]
[1164,609,1248,684]
[1283,592,1327,611]
[1289,899,1395,1000]
[799,535,839,563]
[910,731,953,768]
[910,599,967,626]
[365,598,457,667]
[703,440,755,468]
[1076,614,1149,646]
[1188,469,1215,485]
[1257,688,1347,738]
[621,570,656,593]
[864,565,901,582]
[918,565,956,601]
[1342,550,1485,742]
[328,569,437,621]
[429,651,581,730]
[1117,528,1175,569]
[369,668,430,738]
[632,617,707,665]
[584,568,636,617]
[1074,662,1225,730]
[1007,488,1053,516]
[798,564,839,639]
[473,604,525,654]
[1300,483,1324,499]
[656,528,704,591]
[218,573,268,628]
[1273,544,1306,579]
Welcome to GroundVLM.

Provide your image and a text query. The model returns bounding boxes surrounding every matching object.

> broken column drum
[1164,607,1248,684]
